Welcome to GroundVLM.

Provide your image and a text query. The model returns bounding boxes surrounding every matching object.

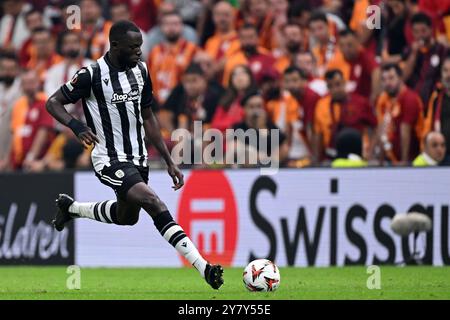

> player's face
[426,134,446,163]
[117,31,143,68]
[381,69,401,97]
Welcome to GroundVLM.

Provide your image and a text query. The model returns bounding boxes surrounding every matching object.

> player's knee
[116,210,139,225]
[121,215,139,226]
[137,192,165,211]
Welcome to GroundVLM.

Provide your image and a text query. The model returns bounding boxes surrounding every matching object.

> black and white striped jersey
[60,53,154,172]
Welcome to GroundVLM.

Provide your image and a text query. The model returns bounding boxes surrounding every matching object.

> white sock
[69,200,117,224]
[171,231,208,277]
[155,212,208,277]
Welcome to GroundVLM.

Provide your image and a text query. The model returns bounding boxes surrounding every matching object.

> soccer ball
[243,259,280,292]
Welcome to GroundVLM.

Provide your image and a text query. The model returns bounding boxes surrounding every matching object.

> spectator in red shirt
[402,12,448,108]
[314,69,377,163]
[18,8,46,68]
[212,65,257,133]
[282,66,320,143]
[10,69,55,170]
[374,63,424,165]
[222,24,276,86]
[294,50,328,96]
[26,27,63,84]
[327,29,381,103]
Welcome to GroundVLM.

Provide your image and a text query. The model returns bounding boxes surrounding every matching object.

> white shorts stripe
[102,174,122,183]
[100,176,122,186]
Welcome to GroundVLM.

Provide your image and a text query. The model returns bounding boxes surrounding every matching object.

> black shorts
[95,161,149,201]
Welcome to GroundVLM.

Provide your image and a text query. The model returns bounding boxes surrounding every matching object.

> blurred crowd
[1,0,450,172]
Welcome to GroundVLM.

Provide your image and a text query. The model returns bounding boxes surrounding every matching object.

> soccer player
[45,20,224,290]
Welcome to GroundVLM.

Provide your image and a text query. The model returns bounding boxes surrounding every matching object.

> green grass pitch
[0,266,449,300]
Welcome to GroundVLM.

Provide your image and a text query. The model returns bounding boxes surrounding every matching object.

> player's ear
[110,40,119,50]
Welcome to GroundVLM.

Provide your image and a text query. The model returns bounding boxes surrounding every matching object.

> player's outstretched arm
[46,90,99,147]
[142,107,184,190]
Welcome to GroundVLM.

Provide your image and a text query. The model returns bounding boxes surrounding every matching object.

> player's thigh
[96,161,147,201]
[126,182,168,217]
[95,161,151,223]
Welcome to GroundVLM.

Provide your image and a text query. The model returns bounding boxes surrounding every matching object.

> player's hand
[168,164,184,190]
[78,129,99,148]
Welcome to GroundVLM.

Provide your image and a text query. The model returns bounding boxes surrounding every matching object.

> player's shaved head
[109,20,141,43]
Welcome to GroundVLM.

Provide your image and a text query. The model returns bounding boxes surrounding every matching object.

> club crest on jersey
[111,89,140,104]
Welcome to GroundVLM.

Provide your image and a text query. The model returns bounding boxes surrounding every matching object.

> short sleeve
[141,70,156,110]
[60,67,92,103]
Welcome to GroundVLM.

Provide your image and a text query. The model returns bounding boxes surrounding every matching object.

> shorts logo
[115,170,125,179]
[177,171,238,266]
[111,89,140,104]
